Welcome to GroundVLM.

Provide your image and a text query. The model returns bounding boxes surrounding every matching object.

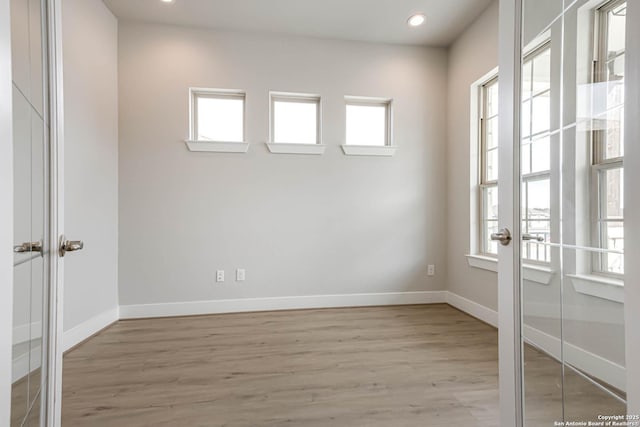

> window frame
[520,42,552,265]
[344,96,393,147]
[590,0,626,277]
[269,92,322,145]
[478,76,500,257]
[189,88,246,143]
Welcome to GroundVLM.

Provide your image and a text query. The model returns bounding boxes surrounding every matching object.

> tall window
[593,0,626,275]
[521,43,552,263]
[478,44,552,261]
[479,77,499,256]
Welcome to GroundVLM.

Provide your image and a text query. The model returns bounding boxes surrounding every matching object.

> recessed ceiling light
[407,13,426,27]
[161,0,174,3]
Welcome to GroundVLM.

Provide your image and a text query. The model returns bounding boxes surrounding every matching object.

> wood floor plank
[60,304,624,426]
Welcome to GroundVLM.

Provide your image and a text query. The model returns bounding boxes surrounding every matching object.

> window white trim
[184,140,250,153]
[470,68,499,258]
[188,87,248,148]
[567,273,624,303]
[466,255,555,285]
[265,142,325,155]
[344,95,393,148]
[267,92,322,154]
[341,145,397,157]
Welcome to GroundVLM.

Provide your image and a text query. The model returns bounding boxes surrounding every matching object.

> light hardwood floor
[59,304,625,426]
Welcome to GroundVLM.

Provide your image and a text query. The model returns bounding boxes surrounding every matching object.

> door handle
[13,241,43,254]
[59,235,84,257]
[490,228,512,246]
[522,233,545,242]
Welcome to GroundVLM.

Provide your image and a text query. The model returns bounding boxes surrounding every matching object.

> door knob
[59,235,84,257]
[13,240,43,254]
[491,228,512,246]
[522,233,545,242]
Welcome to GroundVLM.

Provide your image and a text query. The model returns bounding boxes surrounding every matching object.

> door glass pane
[561,248,626,419]
[11,0,49,424]
[486,148,499,181]
[520,0,627,425]
[521,2,563,426]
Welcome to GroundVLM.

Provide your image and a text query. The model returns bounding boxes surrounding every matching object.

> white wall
[62,0,119,335]
[117,22,448,312]
[446,1,500,310]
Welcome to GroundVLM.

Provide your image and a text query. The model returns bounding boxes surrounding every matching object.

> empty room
[1,0,639,426]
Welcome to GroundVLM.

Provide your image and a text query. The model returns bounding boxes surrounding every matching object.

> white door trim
[498,0,524,425]
[45,0,65,425]
[625,0,640,415]
[0,0,14,423]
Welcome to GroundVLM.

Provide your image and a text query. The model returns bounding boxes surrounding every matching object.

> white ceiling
[102,0,493,47]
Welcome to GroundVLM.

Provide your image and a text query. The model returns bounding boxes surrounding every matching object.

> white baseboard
[12,321,42,345]
[12,307,118,383]
[522,324,626,392]
[446,291,626,392]
[12,345,41,383]
[63,307,119,352]
[446,292,498,327]
[119,291,448,319]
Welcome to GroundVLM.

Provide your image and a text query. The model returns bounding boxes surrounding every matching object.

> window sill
[185,140,249,153]
[465,254,555,285]
[341,145,397,157]
[266,142,325,155]
[567,274,624,304]
[466,254,498,272]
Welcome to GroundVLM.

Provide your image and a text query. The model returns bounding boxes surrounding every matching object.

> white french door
[498,0,640,424]
[3,0,65,426]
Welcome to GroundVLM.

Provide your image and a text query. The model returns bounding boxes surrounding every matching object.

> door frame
[625,0,640,415]
[0,0,15,423]
[497,0,524,425]
[0,0,66,425]
[44,0,65,424]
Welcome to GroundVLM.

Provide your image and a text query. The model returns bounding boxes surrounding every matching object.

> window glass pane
[607,4,626,56]
[486,82,499,117]
[604,221,624,274]
[486,116,499,150]
[346,104,387,146]
[604,55,625,121]
[196,96,244,142]
[524,241,550,262]
[522,60,533,102]
[603,168,624,219]
[531,48,551,94]
[522,143,532,175]
[603,107,624,159]
[531,92,551,135]
[522,99,532,138]
[484,220,499,255]
[527,178,551,218]
[486,148,499,182]
[483,186,499,220]
[531,137,551,173]
[273,100,318,144]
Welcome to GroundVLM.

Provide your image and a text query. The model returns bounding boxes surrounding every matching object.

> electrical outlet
[236,268,245,282]
[216,270,225,282]
[427,265,435,276]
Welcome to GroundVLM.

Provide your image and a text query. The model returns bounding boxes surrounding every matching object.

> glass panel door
[11,0,50,425]
[520,0,627,424]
